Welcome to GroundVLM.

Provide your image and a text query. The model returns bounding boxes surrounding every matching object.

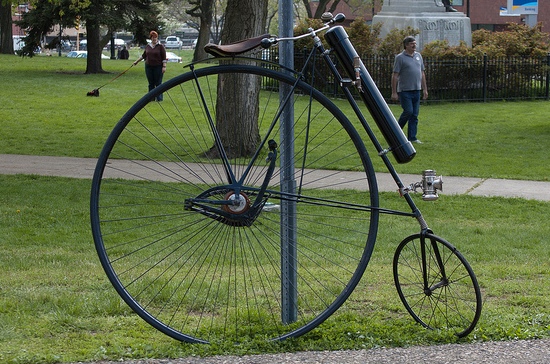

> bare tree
[302,0,372,19]
[302,0,342,18]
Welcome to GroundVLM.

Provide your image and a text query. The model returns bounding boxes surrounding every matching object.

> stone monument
[372,0,472,51]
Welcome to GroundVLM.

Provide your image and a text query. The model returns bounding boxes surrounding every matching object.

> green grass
[0,52,549,362]
[0,175,549,363]
[0,53,549,180]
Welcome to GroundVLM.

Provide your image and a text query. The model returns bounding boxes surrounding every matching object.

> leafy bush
[293,17,327,51]
[422,40,485,59]
[346,18,382,57]
[376,26,420,57]
[472,23,550,57]
[294,17,549,59]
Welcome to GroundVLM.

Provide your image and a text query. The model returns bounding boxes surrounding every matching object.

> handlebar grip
[261,38,276,49]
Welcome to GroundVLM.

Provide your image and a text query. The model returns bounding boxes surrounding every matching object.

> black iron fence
[274,49,550,102]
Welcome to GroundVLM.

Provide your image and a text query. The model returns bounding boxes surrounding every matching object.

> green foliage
[424,22,550,59]
[293,17,327,50]
[347,18,382,57]
[377,26,420,57]
[472,23,550,57]
[421,40,485,59]
[328,18,549,59]
[16,0,165,58]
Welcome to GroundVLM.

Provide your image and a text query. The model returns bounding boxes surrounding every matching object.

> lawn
[0,175,548,363]
[0,53,549,180]
[0,52,549,363]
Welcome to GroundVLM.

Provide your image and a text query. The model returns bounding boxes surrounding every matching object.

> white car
[68,51,109,59]
[164,36,182,49]
[166,52,182,63]
[67,50,87,58]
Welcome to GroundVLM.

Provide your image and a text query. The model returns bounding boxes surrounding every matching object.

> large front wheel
[393,233,482,338]
[90,62,379,344]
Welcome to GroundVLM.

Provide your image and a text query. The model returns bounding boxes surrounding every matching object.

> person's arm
[161,46,167,73]
[133,50,146,65]
[391,72,399,101]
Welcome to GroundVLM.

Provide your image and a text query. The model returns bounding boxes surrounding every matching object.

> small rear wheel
[393,233,482,337]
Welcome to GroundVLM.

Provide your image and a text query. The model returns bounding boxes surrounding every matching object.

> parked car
[106,39,126,48]
[60,40,73,52]
[164,36,182,49]
[67,51,109,59]
[166,52,182,63]
[67,51,87,58]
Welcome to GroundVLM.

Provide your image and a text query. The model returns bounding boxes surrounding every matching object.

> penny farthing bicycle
[90,13,482,344]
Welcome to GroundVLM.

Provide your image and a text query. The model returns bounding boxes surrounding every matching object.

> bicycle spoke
[91,63,379,343]
[393,233,482,337]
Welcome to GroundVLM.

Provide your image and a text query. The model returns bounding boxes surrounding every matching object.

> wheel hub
[222,191,250,214]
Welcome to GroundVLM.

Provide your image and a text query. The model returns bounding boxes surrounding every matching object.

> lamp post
[58,23,62,57]
[110,33,116,59]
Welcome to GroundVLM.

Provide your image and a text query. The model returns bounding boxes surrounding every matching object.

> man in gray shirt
[391,36,428,144]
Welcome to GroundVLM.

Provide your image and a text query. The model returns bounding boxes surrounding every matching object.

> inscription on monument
[371,0,472,50]
[417,19,466,46]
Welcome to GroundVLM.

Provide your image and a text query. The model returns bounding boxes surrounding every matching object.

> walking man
[391,36,428,144]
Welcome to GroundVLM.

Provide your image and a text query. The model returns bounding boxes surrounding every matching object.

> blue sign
[507,0,538,14]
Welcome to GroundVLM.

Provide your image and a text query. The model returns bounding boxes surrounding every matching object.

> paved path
[2,154,549,201]
[80,339,550,363]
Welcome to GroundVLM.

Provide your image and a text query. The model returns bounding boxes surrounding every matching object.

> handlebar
[205,13,345,58]
[260,12,346,49]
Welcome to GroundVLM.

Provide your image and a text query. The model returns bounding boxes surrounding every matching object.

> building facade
[311,0,549,33]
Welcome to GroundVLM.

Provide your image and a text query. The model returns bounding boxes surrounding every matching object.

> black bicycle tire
[393,233,482,338]
[91,62,380,343]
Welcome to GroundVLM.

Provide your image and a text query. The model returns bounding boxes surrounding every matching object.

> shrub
[293,18,549,60]
[347,18,382,57]
[471,22,549,57]
[376,26,420,57]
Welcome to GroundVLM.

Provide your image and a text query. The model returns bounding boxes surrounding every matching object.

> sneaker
[411,139,423,144]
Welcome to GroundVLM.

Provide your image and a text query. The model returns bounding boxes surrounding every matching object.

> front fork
[420,231,449,295]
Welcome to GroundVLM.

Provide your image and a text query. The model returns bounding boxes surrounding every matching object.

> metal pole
[58,24,62,57]
[278,0,297,324]
[546,53,550,100]
[110,33,116,59]
[483,53,488,102]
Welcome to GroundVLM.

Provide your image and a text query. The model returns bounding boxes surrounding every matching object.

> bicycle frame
[288,25,435,231]
[91,13,481,342]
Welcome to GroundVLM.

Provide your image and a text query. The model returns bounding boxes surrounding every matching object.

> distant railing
[263,48,550,102]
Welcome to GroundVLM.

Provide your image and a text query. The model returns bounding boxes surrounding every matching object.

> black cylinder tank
[325,26,416,164]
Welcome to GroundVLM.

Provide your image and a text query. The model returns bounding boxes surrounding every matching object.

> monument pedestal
[372,0,471,50]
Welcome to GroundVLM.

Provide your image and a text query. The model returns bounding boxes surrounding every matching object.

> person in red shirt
[133,30,167,101]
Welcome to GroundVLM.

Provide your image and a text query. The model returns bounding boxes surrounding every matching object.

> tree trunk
[192,0,214,62]
[213,0,267,158]
[0,1,14,55]
[84,16,105,73]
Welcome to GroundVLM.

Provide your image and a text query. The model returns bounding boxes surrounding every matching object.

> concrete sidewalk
[1,154,549,202]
